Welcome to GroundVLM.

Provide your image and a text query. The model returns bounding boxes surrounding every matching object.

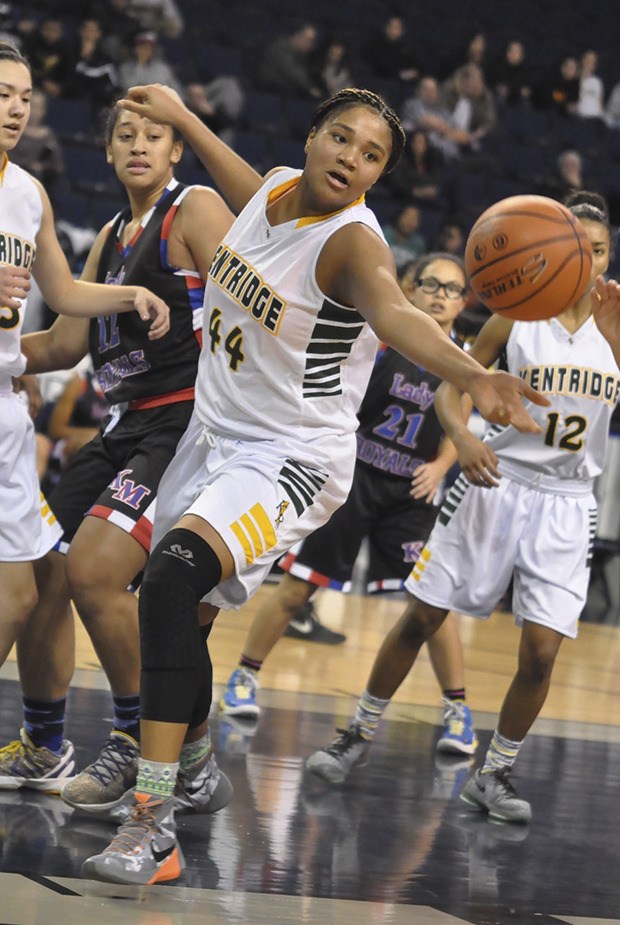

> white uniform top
[486,317,620,489]
[0,159,41,388]
[194,168,383,456]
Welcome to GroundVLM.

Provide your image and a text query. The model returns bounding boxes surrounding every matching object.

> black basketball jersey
[90,179,204,405]
[355,341,461,485]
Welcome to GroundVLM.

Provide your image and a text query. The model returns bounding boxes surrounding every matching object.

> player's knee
[8,582,38,629]
[139,528,223,672]
[518,641,557,686]
[66,547,112,619]
[398,594,446,647]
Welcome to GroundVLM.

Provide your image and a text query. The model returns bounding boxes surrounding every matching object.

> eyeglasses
[416,276,466,300]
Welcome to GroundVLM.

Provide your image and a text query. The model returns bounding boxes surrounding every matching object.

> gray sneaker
[61,731,138,814]
[82,794,183,885]
[459,768,532,823]
[106,750,234,824]
[305,724,370,784]
[0,729,76,792]
[175,751,234,816]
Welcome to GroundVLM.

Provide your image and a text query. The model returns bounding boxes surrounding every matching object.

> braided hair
[0,40,30,69]
[310,87,406,174]
[565,190,615,258]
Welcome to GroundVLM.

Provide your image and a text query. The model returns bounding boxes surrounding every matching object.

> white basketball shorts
[405,473,597,638]
[151,411,356,609]
[0,390,62,561]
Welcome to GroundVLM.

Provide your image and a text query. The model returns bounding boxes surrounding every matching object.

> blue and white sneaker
[219,667,260,718]
[436,699,479,755]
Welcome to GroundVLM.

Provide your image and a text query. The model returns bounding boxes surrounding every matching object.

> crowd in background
[2,0,620,483]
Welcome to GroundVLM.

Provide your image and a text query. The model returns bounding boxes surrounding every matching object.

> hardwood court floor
[1,582,619,925]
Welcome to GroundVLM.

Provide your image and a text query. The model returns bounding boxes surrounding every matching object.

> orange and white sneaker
[81,792,184,885]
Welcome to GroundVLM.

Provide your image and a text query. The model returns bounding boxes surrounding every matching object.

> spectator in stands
[441,63,496,149]
[313,38,353,97]
[491,39,531,106]
[185,77,245,146]
[389,128,445,207]
[441,31,487,81]
[542,149,593,202]
[125,0,184,39]
[45,361,109,489]
[98,0,140,63]
[382,204,426,270]
[576,49,604,119]
[67,18,118,113]
[605,82,620,129]
[118,30,182,95]
[25,16,71,98]
[434,221,464,257]
[9,88,64,202]
[536,55,580,116]
[402,76,480,161]
[363,13,418,85]
[257,22,322,99]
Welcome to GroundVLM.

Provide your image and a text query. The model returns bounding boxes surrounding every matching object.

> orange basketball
[464,194,593,321]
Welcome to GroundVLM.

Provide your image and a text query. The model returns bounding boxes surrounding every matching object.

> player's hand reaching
[452,430,501,488]
[0,265,30,311]
[466,370,549,433]
[119,84,187,126]
[592,275,620,357]
[133,287,170,340]
[410,460,445,503]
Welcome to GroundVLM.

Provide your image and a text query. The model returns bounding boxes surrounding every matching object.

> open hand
[591,275,620,352]
[467,370,549,433]
[119,84,187,126]
[454,430,501,488]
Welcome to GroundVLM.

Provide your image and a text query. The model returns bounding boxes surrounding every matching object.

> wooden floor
[1,579,620,925]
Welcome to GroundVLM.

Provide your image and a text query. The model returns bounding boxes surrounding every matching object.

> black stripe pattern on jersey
[303,299,365,398]
[278,459,327,516]
[586,506,598,567]
[484,423,507,440]
[438,473,469,526]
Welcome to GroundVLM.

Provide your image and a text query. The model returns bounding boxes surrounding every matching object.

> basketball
[464,194,593,321]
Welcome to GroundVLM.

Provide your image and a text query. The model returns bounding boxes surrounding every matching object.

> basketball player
[308,192,619,824]
[220,253,478,761]
[81,83,547,885]
[0,98,234,817]
[0,41,168,726]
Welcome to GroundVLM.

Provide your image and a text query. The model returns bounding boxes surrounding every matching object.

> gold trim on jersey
[209,243,286,336]
[266,175,365,228]
[518,364,620,407]
[0,153,7,185]
[230,503,278,564]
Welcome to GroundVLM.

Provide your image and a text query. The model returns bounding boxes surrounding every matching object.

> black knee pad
[138,529,223,723]
[189,623,214,729]
[145,528,223,602]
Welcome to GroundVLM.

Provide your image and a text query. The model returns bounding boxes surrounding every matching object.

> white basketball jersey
[486,317,620,483]
[194,169,382,452]
[0,159,41,386]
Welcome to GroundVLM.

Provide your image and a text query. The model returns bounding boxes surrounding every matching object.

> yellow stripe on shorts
[230,503,278,564]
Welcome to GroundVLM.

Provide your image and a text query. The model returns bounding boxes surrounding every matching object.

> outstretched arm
[119,84,264,214]
[31,186,169,338]
[320,224,548,433]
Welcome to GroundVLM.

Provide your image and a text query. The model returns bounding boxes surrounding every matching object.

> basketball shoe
[0,728,76,792]
[81,793,184,885]
[284,601,346,645]
[175,750,234,815]
[61,730,138,815]
[219,667,260,718]
[436,699,479,755]
[459,767,532,823]
[305,724,370,784]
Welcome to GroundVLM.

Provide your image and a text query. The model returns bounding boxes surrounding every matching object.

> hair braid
[310,87,406,174]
